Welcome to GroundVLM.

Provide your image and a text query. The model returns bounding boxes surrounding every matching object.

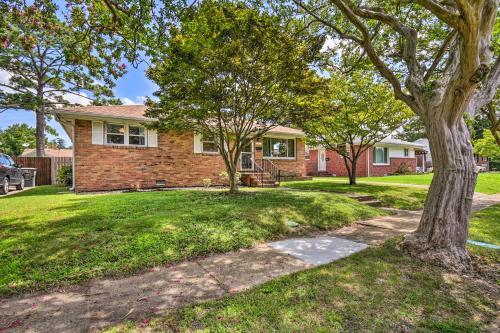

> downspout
[367,148,370,177]
[71,119,76,192]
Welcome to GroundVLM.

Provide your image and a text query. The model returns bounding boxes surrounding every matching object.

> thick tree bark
[401,116,477,271]
[35,107,45,157]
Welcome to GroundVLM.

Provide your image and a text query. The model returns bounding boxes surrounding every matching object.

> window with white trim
[304,145,310,160]
[128,125,146,145]
[404,148,409,157]
[201,135,218,153]
[105,123,146,146]
[374,147,389,164]
[263,137,295,158]
[105,123,125,145]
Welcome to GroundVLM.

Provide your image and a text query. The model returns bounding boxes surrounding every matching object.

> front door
[240,142,254,171]
[318,148,326,172]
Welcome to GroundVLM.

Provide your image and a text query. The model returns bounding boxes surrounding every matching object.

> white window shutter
[92,121,104,145]
[147,129,158,147]
[193,133,202,153]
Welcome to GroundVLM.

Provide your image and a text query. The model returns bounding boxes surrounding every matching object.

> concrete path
[1,193,499,333]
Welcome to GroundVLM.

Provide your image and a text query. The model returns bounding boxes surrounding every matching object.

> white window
[105,123,125,145]
[201,135,218,153]
[263,137,295,158]
[105,123,146,146]
[305,145,310,160]
[404,148,409,157]
[374,147,389,164]
[128,126,146,146]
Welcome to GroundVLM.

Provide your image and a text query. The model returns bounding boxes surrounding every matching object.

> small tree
[0,123,58,156]
[0,0,124,157]
[474,131,500,161]
[146,1,322,193]
[297,71,412,185]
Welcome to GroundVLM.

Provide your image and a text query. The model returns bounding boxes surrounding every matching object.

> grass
[355,172,500,195]
[283,179,428,210]
[106,239,498,333]
[0,186,384,294]
[467,204,500,264]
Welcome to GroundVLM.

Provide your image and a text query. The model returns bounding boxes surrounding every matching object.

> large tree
[0,0,125,157]
[292,0,499,270]
[296,71,412,185]
[146,1,322,193]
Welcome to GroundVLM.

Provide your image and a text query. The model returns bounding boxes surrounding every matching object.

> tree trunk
[401,116,477,272]
[349,159,357,185]
[35,107,45,157]
[228,167,239,194]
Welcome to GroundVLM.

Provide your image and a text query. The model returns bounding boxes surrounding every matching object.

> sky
[0,62,156,145]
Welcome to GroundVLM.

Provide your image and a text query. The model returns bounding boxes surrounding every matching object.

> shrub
[202,178,212,188]
[394,162,411,175]
[56,165,72,187]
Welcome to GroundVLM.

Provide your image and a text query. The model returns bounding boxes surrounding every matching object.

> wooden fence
[14,157,72,186]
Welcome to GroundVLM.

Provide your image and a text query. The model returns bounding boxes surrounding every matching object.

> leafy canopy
[146,1,323,136]
[0,0,127,113]
[297,70,412,153]
[0,123,57,156]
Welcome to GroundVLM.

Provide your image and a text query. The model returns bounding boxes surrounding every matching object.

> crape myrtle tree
[0,0,127,157]
[145,1,323,193]
[296,71,412,185]
[291,0,499,270]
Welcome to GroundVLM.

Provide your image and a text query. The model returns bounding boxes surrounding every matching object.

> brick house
[54,105,307,192]
[306,138,425,177]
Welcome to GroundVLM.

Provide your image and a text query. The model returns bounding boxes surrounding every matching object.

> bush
[202,178,212,188]
[56,165,72,187]
[490,161,500,171]
[394,162,411,175]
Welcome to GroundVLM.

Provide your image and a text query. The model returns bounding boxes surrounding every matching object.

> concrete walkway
[1,193,498,333]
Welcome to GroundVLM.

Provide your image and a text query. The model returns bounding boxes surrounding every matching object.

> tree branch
[414,0,461,28]
[466,56,500,116]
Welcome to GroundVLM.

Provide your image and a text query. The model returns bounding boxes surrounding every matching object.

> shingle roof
[55,105,305,136]
[56,105,149,121]
[378,138,425,148]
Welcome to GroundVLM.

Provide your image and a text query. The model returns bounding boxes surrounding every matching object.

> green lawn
[355,172,500,195]
[467,204,500,263]
[107,239,498,333]
[283,179,428,210]
[0,186,384,294]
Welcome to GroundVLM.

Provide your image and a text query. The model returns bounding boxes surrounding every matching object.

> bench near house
[54,105,307,192]
[306,138,426,177]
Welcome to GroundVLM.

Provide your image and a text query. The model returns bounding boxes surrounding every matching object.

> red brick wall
[368,147,417,176]
[74,119,228,192]
[253,138,306,176]
[305,147,368,177]
[306,146,417,177]
[305,150,318,175]
[74,120,306,192]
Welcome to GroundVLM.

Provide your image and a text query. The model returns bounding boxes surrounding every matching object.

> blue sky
[0,62,156,145]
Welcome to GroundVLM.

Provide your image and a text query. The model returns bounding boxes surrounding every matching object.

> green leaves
[296,69,412,156]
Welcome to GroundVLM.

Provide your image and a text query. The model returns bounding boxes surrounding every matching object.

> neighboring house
[20,148,73,158]
[54,105,307,192]
[306,138,425,177]
[413,137,490,171]
[412,138,432,172]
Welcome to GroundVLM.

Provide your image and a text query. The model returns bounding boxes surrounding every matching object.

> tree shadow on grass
[0,189,384,294]
[284,181,428,210]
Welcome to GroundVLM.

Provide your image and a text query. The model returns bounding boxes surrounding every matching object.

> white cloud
[121,97,145,105]
[60,92,91,106]
[121,97,136,105]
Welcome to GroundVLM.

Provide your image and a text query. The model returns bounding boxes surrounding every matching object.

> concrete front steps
[347,194,383,207]
[241,173,279,188]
